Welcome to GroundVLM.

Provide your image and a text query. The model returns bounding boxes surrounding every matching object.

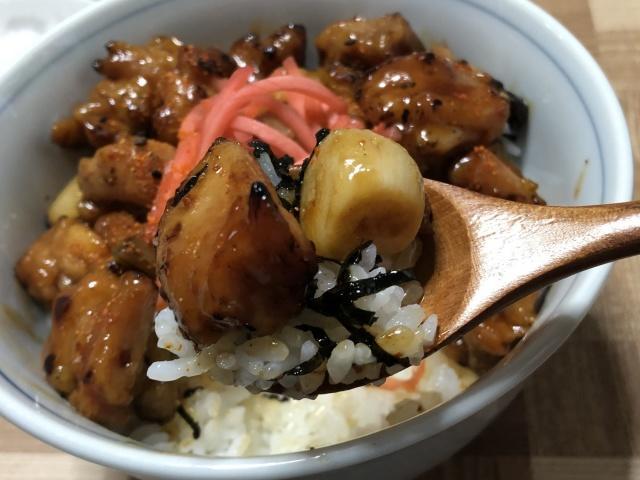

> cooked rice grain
[136,352,477,456]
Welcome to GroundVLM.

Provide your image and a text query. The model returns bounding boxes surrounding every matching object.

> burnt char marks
[107,260,125,276]
[53,295,72,322]
[248,181,275,221]
[43,353,56,375]
[165,222,182,242]
[315,128,331,145]
[171,162,208,207]
[422,51,436,64]
[213,136,228,147]
[82,370,94,384]
[118,349,132,368]
[230,24,306,77]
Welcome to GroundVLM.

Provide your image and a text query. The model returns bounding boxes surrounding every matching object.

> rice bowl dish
[12,10,549,457]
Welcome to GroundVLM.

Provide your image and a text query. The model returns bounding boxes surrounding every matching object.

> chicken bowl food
[0,0,631,478]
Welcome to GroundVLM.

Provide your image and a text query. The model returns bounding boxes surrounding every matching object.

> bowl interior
[0,0,630,477]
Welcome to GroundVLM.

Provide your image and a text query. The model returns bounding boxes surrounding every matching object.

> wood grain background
[0,0,638,478]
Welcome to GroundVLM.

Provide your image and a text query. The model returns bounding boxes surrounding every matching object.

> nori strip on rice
[177,405,201,439]
[301,245,416,369]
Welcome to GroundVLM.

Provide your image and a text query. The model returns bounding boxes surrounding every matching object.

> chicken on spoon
[151,129,431,397]
[151,126,640,397]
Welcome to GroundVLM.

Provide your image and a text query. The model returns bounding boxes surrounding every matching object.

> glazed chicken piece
[152,70,206,144]
[92,211,156,277]
[440,293,541,373]
[358,51,510,178]
[157,139,317,346]
[43,266,157,431]
[230,24,306,77]
[463,294,538,359]
[314,14,424,116]
[316,13,424,70]
[150,43,236,143]
[78,136,175,212]
[93,36,183,80]
[15,218,109,305]
[52,36,235,147]
[63,76,155,148]
[94,37,234,85]
[449,146,544,204]
[93,211,144,250]
[311,65,365,118]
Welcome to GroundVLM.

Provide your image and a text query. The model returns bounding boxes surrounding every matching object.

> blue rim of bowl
[0,0,632,478]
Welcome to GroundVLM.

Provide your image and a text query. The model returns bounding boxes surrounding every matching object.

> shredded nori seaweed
[293,157,311,214]
[263,393,290,402]
[177,405,201,439]
[337,241,372,284]
[250,140,293,178]
[349,328,410,368]
[311,271,414,314]
[302,242,416,368]
[283,353,324,376]
[295,325,337,357]
[250,139,305,216]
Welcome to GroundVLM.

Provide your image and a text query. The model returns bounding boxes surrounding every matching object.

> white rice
[134,351,478,456]
[148,242,438,398]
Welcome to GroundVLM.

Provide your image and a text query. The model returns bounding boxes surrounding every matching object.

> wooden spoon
[296,178,640,396]
[420,178,640,351]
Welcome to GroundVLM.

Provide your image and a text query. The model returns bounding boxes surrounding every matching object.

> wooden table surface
[1,0,639,479]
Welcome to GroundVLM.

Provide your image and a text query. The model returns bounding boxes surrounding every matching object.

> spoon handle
[422,179,640,345]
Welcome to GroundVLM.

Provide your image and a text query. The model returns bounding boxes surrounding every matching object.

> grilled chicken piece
[463,294,538,358]
[178,43,237,84]
[93,212,155,277]
[95,37,234,86]
[67,76,154,148]
[151,43,235,143]
[43,266,157,432]
[78,136,175,211]
[358,52,510,178]
[93,212,144,250]
[157,139,317,346]
[52,36,235,147]
[230,24,306,76]
[15,218,109,305]
[449,146,544,204]
[152,70,206,144]
[316,13,424,70]
[93,36,183,80]
[314,14,423,116]
[310,65,366,119]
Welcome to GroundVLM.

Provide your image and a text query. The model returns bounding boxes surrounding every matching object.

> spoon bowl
[299,178,640,395]
[421,178,640,350]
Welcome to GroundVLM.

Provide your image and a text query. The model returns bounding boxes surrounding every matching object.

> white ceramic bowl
[0,0,632,478]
